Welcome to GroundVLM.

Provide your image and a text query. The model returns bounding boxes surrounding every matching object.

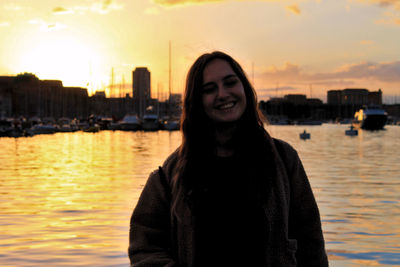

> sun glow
[14,36,106,95]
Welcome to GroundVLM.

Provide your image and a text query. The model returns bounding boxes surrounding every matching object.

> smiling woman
[14,35,104,94]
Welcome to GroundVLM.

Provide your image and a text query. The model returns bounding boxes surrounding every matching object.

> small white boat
[119,114,141,131]
[142,114,160,131]
[299,130,310,140]
[345,125,358,136]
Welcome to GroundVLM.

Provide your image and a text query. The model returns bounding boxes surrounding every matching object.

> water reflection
[267,125,400,266]
[0,131,181,266]
[1,126,399,266]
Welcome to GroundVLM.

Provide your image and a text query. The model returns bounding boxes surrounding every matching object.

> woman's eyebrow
[203,74,238,87]
[222,74,238,81]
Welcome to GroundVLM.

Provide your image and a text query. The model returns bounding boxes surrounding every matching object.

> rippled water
[0,125,399,266]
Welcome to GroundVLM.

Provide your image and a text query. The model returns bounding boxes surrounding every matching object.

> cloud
[4,4,23,11]
[152,0,222,6]
[53,7,74,15]
[262,62,303,80]
[329,61,400,82]
[260,61,400,84]
[152,0,299,7]
[28,19,67,32]
[0,22,10,27]
[90,0,123,14]
[52,1,123,15]
[359,0,400,10]
[360,40,374,45]
[286,4,301,15]
[375,11,400,25]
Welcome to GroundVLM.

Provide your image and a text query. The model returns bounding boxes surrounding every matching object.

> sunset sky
[1,0,399,103]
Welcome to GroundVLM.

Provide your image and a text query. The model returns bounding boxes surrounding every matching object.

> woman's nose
[216,85,229,99]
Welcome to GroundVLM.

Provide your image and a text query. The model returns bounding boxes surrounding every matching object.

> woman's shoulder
[162,148,180,167]
[270,137,300,160]
[160,147,180,182]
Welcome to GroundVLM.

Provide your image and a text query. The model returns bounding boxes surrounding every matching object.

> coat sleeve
[282,142,329,267]
[128,167,178,267]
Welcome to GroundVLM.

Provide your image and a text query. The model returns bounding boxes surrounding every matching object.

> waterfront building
[132,67,151,118]
[0,77,13,117]
[0,74,89,119]
[260,94,324,122]
[327,88,382,106]
[368,89,383,105]
[284,94,307,105]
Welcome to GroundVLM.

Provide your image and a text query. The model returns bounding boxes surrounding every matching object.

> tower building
[132,67,151,118]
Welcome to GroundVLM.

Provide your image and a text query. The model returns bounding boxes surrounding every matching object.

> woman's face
[201,59,247,123]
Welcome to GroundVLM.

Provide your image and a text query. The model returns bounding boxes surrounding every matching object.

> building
[327,88,382,106]
[284,94,307,105]
[260,94,324,122]
[368,89,383,105]
[0,74,89,119]
[132,67,151,118]
[0,77,14,117]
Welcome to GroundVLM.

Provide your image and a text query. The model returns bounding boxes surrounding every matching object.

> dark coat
[129,138,329,267]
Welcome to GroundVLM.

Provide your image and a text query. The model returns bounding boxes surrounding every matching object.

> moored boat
[119,114,141,131]
[345,125,358,136]
[353,106,387,130]
[142,114,160,131]
[299,130,310,140]
[162,118,180,131]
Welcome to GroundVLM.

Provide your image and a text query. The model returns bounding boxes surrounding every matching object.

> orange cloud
[260,61,400,83]
[286,4,301,15]
[152,0,222,6]
[360,0,400,10]
[152,0,288,7]
[360,40,375,45]
[52,1,123,15]
[375,11,400,25]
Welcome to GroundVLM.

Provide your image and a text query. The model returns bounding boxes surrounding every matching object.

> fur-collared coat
[128,138,329,267]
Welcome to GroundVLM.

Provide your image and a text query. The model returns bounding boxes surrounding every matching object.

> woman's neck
[214,123,237,157]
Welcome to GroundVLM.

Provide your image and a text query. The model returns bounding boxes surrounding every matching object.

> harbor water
[0,124,399,266]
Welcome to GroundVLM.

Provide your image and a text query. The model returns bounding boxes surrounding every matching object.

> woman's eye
[225,79,238,87]
[202,86,216,94]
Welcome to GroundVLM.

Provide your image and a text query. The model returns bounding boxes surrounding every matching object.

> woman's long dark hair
[172,51,272,209]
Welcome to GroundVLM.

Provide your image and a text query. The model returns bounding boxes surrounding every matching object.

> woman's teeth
[218,102,235,110]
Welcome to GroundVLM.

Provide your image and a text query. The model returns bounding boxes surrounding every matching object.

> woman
[129,51,329,266]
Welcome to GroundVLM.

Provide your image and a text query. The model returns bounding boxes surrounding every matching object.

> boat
[345,125,358,136]
[83,124,100,133]
[297,120,323,126]
[299,130,310,140]
[30,124,58,135]
[142,114,160,131]
[353,106,388,130]
[162,117,180,131]
[119,114,141,131]
[57,117,79,132]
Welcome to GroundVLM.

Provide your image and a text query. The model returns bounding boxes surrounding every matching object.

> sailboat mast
[110,67,115,98]
[168,41,172,117]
